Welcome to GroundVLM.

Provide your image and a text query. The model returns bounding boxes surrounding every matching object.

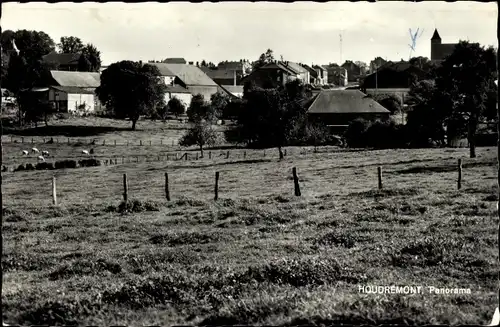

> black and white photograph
[1,1,498,325]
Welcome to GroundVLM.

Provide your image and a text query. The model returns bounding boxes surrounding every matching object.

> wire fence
[1,136,180,147]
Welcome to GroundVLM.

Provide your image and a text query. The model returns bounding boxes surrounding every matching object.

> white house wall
[166,92,192,112]
[68,93,95,113]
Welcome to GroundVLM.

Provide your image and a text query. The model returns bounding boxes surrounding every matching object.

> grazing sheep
[22,150,29,155]
[37,155,45,162]
[82,150,90,155]
[42,150,49,156]
[31,147,39,154]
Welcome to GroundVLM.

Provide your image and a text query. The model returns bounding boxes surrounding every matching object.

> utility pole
[339,30,343,65]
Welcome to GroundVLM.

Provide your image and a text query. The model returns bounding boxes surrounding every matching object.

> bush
[25,163,35,170]
[78,159,101,167]
[55,160,78,169]
[344,118,371,147]
[15,164,25,172]
[36,162,54,170]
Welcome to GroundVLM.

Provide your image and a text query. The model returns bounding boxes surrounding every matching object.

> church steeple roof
[431,28,441,40]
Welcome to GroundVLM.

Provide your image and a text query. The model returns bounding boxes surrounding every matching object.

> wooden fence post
[10,136,13,142]
[43,138,45,143]
[161,139,163,145]
[196,152,199,160]
[176,153,179,160]
[457,159,462,190]
[67,138,70,144]
[52,176,58,205]
[263,150,266,157]
[140,140,143,146]
[244,151,247,159]
[149,140,152,146]
[127,141,129,146]
[32,138,34,144]
[226,151,230,159]
[185,153,188,161]
[114,140,117,146]
[209,151,212,159]
[21,137,24,143]
[292,167,301,196]
[214,171,220,201]
[165,172,170,201]
[378,166,383,190]
[123,173,128,202]
[103,140,106,146]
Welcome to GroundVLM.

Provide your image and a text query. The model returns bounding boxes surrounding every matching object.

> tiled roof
[301,64,318,78]
[50,71,100,87]
[160,63,217,86]
[261,62,298,75]
[307,90,391,114]
[51,86,96,94]
[204,68,237,80]
[312,65,327,72]
[147,63,176,76]
[164,58,187,64]
[43,51,80,66]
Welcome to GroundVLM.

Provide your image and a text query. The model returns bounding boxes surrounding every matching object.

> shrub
[25,163,35,170]
[78,159,101,167]
[55,160,78,169]
[14,164,25,172]
[344,118,371,148]
[35,162,54,170]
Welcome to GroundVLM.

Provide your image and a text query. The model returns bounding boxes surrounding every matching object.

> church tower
[430,29,442,61]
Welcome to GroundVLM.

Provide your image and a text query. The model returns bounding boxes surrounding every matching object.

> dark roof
[301,64,318,78]
[433,43,457,61]
[431,28,441,40]
[51,86,96,94]
[217,61,243,70]
[166,85,191,94]
[50,71,100,87]
[312,65,327,72]
[164,58,187,64]
[308,90,390,114]
[285,62,308,74]
[204,68,237,80]
[43,51,81,66]
[147,63,176,76]
[261,62,298,75]
[220,85,243,95]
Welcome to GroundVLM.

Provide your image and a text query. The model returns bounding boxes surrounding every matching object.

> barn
[48,71,101,114]
[307,90,391,133]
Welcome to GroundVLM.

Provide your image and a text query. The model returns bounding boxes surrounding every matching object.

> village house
[42,51,81,71]
[217,85,244,99]
[200,67,242,86]
[217,60,252,76]
[47,70,101,114]
[148,62,219,108]
[307,89,391,133]
[341,60,363,83]
[300,63,321,85]
[239,60,310,88]
[360,61,429,100]
[323,64,348,86]
[312,65,328,85]
[369,57,388,74]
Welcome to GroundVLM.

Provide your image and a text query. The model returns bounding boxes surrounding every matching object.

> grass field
[1,117,499,325]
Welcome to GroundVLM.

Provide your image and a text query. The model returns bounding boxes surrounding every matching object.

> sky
[2,1,497,67]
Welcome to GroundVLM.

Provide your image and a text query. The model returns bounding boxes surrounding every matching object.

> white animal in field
[37,155,45,162]
[22,150,28,155]
[41,150,49,156]
[82,150,90,155]
[31,147,39,154]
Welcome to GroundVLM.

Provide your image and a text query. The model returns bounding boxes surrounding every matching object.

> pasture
[1,117,499,325]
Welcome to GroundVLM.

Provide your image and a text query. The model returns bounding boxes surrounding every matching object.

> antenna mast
[339,30,343,65]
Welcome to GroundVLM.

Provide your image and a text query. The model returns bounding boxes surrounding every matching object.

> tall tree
[13,30,55,63]
[434,41,497,158]
[80,43,102,72]
[253,48,275,70]
[58,36,84,53]
[96,61,167,130]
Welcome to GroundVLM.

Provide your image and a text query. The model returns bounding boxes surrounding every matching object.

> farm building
[165,85,192,112]
[240,61,302,89]
[217,85,244,99]
[307,90,391,131]
[48,70,101,114]
[149,62,219,104]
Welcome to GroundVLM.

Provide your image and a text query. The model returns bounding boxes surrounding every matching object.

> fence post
[123,173,128,202]
[209,151,212,159]
[52,176,58,205]
[176,153,179,160]
[149,140,152,146]
[67,138,70,144]
[10,136,12,142]
[196,152,199,160]
[122,157,124,164]
[165,172,170,201]
[127,141,129,146]
[244,151,247,159]
[32,138,34,144]
[161,139,163,145]
[56,138,59,144]
[214,171,220,201]
[21,137,24,143]
[457,159,462,190]
[263,150,266,157]
[185,153,188,161]
[103,140,106,146]
[43,138,45,143]
[172,140,174,146]
[378,166,383,190]
[114,140,117,146]
[140,140,143,146]
[292,167,301,196]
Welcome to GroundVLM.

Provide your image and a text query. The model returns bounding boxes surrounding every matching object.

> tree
[186,94,218,123]
[80,43,102,72]
[58,36,84,53]
[201,60,207,67]
[96,61,167,130]
[223,98,245,120]
[210,92,230,120]
[253,48,275,70]
[227,79,309,160]
[355,61,368,74]
[179,120,220,157]
[168,97,186,117]
[13,30,55,63]
[434,41,497,158]
[371,93,402,115]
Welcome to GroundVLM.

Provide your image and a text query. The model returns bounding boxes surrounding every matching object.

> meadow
[1,117,499,325]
